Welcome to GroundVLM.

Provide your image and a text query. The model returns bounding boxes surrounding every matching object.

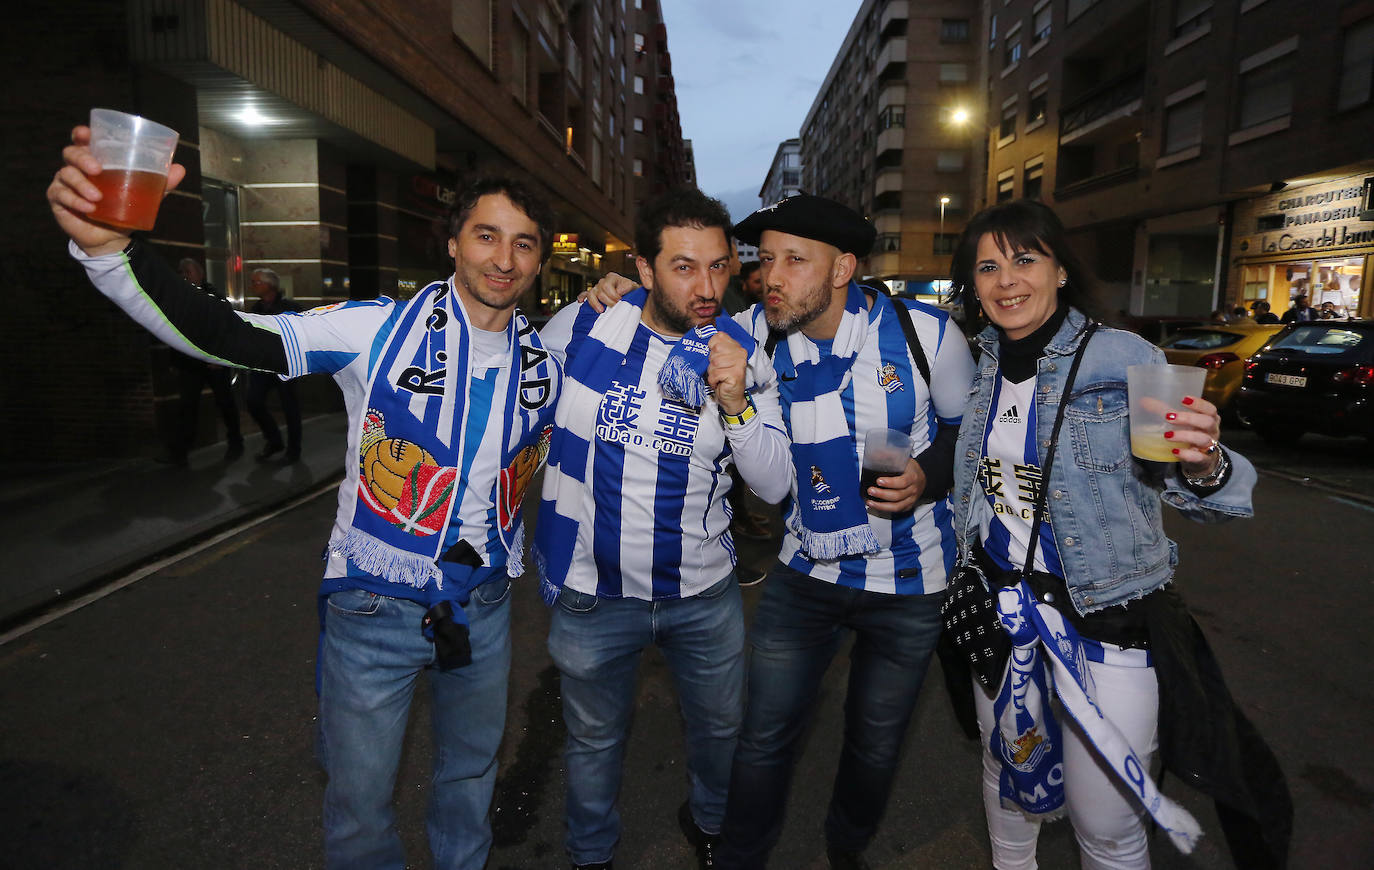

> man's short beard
[648,287,699,335]
[764,282,829,332]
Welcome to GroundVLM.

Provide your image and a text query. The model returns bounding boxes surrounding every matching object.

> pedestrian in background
[246,268,303,462]
[162,257,243,464]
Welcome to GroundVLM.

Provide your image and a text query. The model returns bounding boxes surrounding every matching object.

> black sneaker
[678,801,718,868]
[827,846,872,870]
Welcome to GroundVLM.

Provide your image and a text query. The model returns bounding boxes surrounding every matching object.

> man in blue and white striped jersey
[717,195,977,870]
[50,132,561,870]
[534,189,791,870]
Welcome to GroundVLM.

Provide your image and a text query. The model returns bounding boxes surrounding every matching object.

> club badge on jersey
[877,361,905,393]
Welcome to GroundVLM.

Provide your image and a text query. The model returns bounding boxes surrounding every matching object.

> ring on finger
[1204,439,1220,455]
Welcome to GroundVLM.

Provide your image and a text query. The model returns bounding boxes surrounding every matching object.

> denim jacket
[952,308,1256,615]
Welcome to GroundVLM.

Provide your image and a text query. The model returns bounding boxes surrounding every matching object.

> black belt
[973,542,1151,650]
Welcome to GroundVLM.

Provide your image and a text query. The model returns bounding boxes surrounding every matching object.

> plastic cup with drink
[861,427,913,510]
[87,108,180,232]
[1125,363,1207,462]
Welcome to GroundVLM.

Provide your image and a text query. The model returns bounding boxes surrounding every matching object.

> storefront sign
[1258,225,1374,253]
[552,233,580,254]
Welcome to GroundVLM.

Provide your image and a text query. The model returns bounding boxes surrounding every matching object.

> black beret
[733,194,876,257]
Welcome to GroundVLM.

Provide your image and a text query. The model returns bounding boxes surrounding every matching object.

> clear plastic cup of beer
[1125,363,1207,462]
[87,109,180,231]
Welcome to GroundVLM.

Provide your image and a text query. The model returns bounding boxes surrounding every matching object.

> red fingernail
[1165,413,1177,421]
[1172,448,1180,455]
[1164,431,1174,438]
[1182,397,1195,405]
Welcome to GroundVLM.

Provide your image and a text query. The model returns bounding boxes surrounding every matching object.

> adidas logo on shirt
[996,404,1021,425]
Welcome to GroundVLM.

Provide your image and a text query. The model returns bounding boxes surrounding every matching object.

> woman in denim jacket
[947,200,1288,870]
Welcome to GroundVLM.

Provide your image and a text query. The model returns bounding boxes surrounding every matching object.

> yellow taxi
[1159,322,1285,411]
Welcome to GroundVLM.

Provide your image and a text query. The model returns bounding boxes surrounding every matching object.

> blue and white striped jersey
[977,374,1062,576]
[539,302,790,600]
[265,291,549,583]
[743,298,975,595]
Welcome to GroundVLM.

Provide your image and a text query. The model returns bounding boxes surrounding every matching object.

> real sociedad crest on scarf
[357,409,457,537]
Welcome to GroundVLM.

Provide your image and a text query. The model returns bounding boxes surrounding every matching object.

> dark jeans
[246,370,301,455]
[717,563,944,868]
[173,361,241,457]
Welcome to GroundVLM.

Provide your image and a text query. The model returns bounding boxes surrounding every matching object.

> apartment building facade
[8,0,691,459]
[800,0,980,298]
[980,0,1374,319]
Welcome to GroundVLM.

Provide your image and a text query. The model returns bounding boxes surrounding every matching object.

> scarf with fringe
[771,281,884,560]
[334,278,558,598]
[657,314,758,408]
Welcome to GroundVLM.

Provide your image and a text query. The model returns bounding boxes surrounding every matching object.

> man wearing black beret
[578,192,976,869]
[717,194,975,870]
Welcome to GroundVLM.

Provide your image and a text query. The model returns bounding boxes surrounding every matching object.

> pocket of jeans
[696,574,735,600]
[556,586,600,614]
[326,587,383,616]
[471,576,512,607]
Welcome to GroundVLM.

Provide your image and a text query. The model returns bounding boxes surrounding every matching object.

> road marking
[1328,495,1374,514]
[0,479,340,647]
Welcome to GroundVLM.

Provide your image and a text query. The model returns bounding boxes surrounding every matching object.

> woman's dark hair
[948,198,1101,333]
[447,175,557,263]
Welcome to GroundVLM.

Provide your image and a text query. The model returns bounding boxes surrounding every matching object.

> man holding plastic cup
[717,195,976,869]
[50,122,562,870]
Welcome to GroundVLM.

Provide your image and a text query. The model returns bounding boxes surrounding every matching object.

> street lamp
[939,196,951,254]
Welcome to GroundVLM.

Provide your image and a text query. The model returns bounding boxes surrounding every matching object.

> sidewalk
[1,413,349,628]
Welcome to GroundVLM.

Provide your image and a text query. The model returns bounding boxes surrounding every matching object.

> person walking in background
[246,268,303,462]
[946,198,1289,869]
[163,257,243,464]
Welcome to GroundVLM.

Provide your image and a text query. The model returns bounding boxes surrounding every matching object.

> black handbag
[940,323,1098,689]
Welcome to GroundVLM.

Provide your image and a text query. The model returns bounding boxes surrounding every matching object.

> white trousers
[973,655,1160,870]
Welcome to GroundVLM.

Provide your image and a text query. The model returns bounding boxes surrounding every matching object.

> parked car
[1159,322,1285,412]
[1235,320,1374,445]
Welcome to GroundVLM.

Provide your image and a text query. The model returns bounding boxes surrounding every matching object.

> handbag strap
[1020,321,1098,578]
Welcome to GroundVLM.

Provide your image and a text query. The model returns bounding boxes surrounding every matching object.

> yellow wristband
[720,397,757,426]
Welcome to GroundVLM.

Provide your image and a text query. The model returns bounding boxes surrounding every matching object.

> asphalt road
[2,442,1372,868]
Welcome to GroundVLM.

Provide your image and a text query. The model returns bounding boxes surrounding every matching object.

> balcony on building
[880,1,909,37]
[876,36,907,81]
[1055,69,1144,197]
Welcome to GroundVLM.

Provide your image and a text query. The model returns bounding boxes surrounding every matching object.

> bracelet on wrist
[1183,447,1230,488]
[720,397,757,427]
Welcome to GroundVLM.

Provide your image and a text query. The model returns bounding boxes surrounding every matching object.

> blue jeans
[547,574,745,866]
[717,563,944,867]
[317,576,512,870]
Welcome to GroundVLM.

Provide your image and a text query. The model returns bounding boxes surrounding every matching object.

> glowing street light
[950,107,970,125]
[939,196,951,255]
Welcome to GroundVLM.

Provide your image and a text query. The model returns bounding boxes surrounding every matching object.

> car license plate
[1265,373,1307,387]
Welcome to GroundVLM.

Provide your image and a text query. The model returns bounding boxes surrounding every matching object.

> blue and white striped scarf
[773,281,884,560]
[337,279,557,595]
[993,580,1203,853]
